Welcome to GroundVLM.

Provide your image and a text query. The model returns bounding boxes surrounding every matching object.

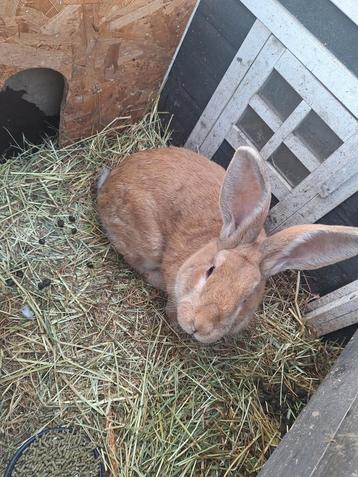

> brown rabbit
[97,146,358,343]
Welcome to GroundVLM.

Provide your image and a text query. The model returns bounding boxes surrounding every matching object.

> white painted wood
[306,279,358,311]
[275,51,358,140]
[226,125,292,200]
[240,0,358,118]
[283,134,322,172]
[159,0,201,93]
[177,0,358,238]
[278,170,358,229]
[248,97,321,171]
[329,0,358,26]
[264,163,292,201]
[259,101,310,159]
[319,156,358,197]
[249,94,282,132]
[267,133,358,232]
[267,175,358,231]
[185,20,271,150]
[226,124,251,149]
[200,35,285,158]
[304,281,358,336]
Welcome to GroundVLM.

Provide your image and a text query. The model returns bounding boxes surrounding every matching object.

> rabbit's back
[97,147,225,286]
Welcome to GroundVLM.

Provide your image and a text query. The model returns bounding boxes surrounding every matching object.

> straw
[0,106,341,476]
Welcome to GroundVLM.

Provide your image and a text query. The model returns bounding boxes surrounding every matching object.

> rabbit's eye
[206,266,215,278]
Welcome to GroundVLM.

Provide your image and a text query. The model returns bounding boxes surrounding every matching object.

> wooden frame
[198,35,286,157]
[257,330,358,476]
[305,279,358,336]
[274,51,357,141]
[185,19,271,151]
[190,39,358,232]
[248,96,321,172]
[329,0,358,25]
[257,102,313,165]
[267,133,358,231]
[240,0,358,117]
[183,18,358,233]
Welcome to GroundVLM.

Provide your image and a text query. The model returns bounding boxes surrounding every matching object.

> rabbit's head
[174,147,358,343]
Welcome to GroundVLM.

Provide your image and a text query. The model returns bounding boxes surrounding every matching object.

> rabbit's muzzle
[177,301,228,344]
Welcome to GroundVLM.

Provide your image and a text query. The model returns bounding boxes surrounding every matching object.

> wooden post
[257,330,358,477]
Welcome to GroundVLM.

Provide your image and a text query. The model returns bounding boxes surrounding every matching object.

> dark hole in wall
[0,68,65,160]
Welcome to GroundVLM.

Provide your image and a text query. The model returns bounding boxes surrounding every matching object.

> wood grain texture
[304,279,358,336]
[257,330,358,477]
[312,395,358,477]
[0,0,196,144]
[241,0,358,117]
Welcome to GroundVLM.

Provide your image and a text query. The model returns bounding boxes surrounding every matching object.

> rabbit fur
[97,146,358,343]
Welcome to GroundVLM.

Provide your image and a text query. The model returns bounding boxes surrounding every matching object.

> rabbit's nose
[192,317,213,336]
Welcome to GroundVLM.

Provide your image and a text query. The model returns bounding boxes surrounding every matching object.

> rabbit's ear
[260,224,358,277]
[219,147,271,248]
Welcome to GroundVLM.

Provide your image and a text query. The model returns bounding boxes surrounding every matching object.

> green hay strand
[0,108,341,476]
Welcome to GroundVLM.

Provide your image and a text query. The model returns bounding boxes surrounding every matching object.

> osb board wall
[0,0,196,144]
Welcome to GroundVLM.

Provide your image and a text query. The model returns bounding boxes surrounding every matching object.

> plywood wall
[0,0,196,144]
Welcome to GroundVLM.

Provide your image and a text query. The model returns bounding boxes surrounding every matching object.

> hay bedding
[0,110,341,476]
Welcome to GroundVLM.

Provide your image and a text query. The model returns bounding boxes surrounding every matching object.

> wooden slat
[249,97,321,171]
[259,101,309,158]
[329,0,358,26]
[283,134,322,172]
[307,279,358,311]
[275,51,358,140]
[240,0,358,118]
[264,162,292,201]
[319,156,358,198]
[185,20,271,150]
[225,124,251,149]
[257,330,358,477]
[199,35,285,157]
[226,125,291,200]
[267,133,358,232]
[249,94,282,131]
[268,168,358,231]
[304,279,358,336]
[312,396,358,477]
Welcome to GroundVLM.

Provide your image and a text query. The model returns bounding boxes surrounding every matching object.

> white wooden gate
[186,18,358,234]
[183,0,358,334]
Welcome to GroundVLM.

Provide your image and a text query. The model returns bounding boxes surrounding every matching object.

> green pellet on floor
[11,430,100,477]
